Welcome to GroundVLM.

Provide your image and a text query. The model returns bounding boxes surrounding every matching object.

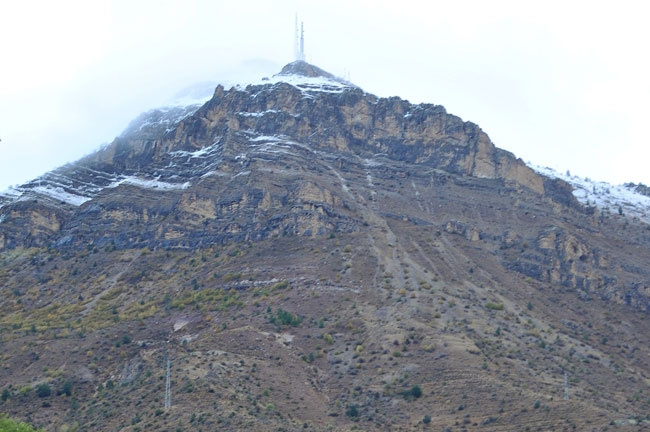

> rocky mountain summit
[0,60,552,251]
[1,61,649,431]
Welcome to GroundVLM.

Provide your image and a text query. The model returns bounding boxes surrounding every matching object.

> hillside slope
[0,61,649,431]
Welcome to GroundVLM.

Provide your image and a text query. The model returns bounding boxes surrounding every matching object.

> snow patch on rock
[32,185,92,206]
[531,164,650,223]
[108,176,191,191]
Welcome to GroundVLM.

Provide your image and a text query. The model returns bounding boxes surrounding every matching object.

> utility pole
[563,370,569,400]
[165,354,171,410]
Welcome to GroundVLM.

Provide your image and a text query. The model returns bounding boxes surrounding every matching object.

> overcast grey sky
[1,0,649,191]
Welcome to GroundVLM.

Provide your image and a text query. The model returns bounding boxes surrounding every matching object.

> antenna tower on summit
[294,15,305,61]
[300,22,305,61]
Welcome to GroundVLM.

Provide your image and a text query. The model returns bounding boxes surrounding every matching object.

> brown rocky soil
[1,61,649,431]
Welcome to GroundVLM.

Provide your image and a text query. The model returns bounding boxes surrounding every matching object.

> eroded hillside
[1,62,649,431]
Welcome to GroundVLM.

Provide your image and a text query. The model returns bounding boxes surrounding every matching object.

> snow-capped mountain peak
[246,60,357,95]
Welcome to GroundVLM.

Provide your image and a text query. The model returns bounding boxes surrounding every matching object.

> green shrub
[269,308,302,327]
[402,385,422,400]
[1,388,10,401]
[345,404,359,418]
[485,302,504,311]
[0,414,42,431]
[36,383,51,398]
[270,280,289,291]
[59,381,72,397]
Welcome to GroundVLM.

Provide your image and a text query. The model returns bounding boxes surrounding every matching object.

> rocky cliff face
[1,61,649,431]
[0,61,554,252]
[0,61,646,310]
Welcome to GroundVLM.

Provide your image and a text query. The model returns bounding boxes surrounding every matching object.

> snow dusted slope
[120,105,203,138]
[531,165,650,223]
[0,171,193,210]
[120,82,218,139]
[0,79,226,210]
[246,60,356,96]
[248,73,354,95]
[0,105,211,211]
[0,62,355,212]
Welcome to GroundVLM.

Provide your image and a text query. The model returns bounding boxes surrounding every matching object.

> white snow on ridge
[363,158,382,167]
[166,96,211,109]
[0,187,22,199]
[531,164,650,222]
[108,176,191,191]
[0,174,192,212]
[32,185,92,206]
[170,141,222,159]
[0,189,19,210]
[247,74,353,95]
[0,174,190,209]
[237,109,282,118]
[249,135,290,143]
[0,184,91,207]
[247,135,300,156]
[151,106,200,132]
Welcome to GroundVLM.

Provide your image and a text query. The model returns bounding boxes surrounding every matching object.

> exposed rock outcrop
[0,61,550,252]
[2,61,650,432]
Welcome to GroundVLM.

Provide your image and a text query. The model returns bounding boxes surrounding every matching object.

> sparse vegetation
[345,404,359,418]
[59,380,73,397]
[268,308,302,327]
[0,76,649,432]
[0,415,42,432]
[409,385,422,398]
[401,385,422,400]
[270,280,289,291]
[35,383,51,398]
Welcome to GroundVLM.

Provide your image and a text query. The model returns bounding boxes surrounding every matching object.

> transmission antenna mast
[294,14,300,61]
[299,22,305,61]
[293,14,306,61]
